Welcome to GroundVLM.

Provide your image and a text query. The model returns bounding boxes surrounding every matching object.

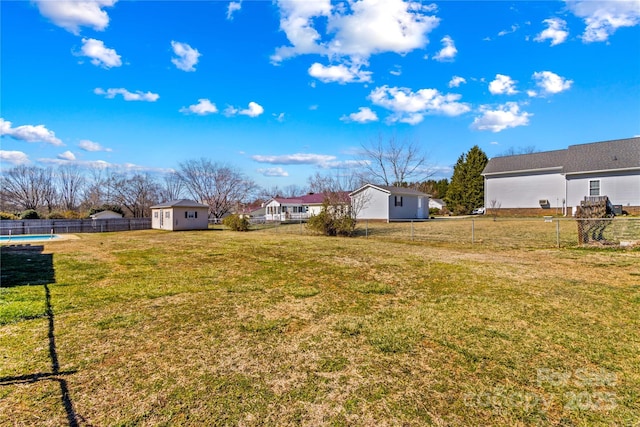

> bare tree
[159,171,185,202]
[496,146,538,157]
[107,173,160,217]
[80,166,112,210]
[0,165,54,212]
[489,199,502,221]
[177,159,258,219]
[360,134,431,186]
[57,165,86,211]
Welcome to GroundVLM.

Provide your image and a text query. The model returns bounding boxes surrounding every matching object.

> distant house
[264,192,349,221]
[429,198,446,211]
[89,210,123,219]
[236,202,266,219]
[150,199,209,231]
[482,137,640,215]
[350,184,430,222]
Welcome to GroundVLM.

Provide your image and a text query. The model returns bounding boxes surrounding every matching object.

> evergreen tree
[445,146,488,215]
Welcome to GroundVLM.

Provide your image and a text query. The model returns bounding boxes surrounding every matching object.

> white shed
[89,210,123,219]
[150,199,209,231]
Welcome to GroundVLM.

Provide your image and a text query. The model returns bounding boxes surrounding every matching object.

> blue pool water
[0,234,61,242]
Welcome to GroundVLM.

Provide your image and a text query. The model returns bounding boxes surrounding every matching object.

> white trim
[482,166,563,177]
[565,167,640,176]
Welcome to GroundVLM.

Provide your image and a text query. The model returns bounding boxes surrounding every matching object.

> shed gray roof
[482,137,640,176]
[350,183,431,197]
[150,199,209,209]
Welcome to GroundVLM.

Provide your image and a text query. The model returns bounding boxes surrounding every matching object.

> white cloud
[498,24,519,36]
[0,150,30,165]
[567,0,640,42]
[257,167,289,177]
[57,150,76,161]
[534,18,569,46]
[530,71,573,96]
[252,153,336,166]
[433,35,457,61]
[272,0,439,64]
[449,76,467,88]
[390,65,402,76]
[308,62,372,84]
[340,107,379,123]
[368,85,471,124]
[490,141,500,145]
[180,99,218,115]
[273,112,285,122]
[34,0,116,34]
[79,38,122,68]
[94,87,159,102]
[171,41,201,72]
[79,139,111,152]
[227,1,242,20]
[489,74,519,95]
[226,102,264,118]
[471,102,532,133]
[0,118,64,146]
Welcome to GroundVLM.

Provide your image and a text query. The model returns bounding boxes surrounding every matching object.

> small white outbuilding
[150,199,209,231]
[89,210,123,219]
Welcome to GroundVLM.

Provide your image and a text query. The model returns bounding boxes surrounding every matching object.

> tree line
[0,138,489,220]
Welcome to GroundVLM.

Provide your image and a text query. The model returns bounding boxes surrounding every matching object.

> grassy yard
[1,226,639,426]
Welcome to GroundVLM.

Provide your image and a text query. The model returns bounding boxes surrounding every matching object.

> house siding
[566,171,640,208]
[151,207,208,231]
[485,172,566,209]
[353,187,389,220]
[388,195,426,219]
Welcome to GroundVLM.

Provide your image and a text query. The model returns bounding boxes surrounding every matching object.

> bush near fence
[0,218,151,235]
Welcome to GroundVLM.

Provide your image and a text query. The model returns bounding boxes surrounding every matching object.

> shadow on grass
[0,245,82,427]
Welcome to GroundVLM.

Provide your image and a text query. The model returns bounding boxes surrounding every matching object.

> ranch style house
[482,137,640,216]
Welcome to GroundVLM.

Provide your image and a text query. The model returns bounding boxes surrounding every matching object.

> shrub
[0,212,18,220]
[20,210,40,220]
[46,211,66,219]
[307,202,356,237]
[223,214,250,231]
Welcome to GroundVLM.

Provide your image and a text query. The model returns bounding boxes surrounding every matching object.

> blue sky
[1,0,639,187]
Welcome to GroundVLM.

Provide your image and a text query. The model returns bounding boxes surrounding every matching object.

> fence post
[556,219,560,248]
[411,220,414,241]
[471,219,475,245]
[366,220,368,238]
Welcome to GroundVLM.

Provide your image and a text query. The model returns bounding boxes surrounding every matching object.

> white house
[150,199,209,231]
[482,137,640,215]
[264,192,349,221]
[89,210,123,219]
[350,184,430,222]
[429,198,446,211]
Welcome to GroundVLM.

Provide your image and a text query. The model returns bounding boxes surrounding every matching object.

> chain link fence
[235,217,640,249]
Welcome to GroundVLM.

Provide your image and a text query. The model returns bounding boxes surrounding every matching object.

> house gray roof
[482,137,640,176]
[564,138,640,174]
[150,199,209,209]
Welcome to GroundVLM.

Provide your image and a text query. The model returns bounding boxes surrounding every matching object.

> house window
[589,180,600,196]
[394,196,403,207]
[154,212,158,218]
[165,211,171,218]
[185,211,197,219]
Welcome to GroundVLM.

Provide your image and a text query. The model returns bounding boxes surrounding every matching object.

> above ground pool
[0,234,61,243]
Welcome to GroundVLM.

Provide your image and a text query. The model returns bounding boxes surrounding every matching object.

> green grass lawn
[1,226,639,426]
